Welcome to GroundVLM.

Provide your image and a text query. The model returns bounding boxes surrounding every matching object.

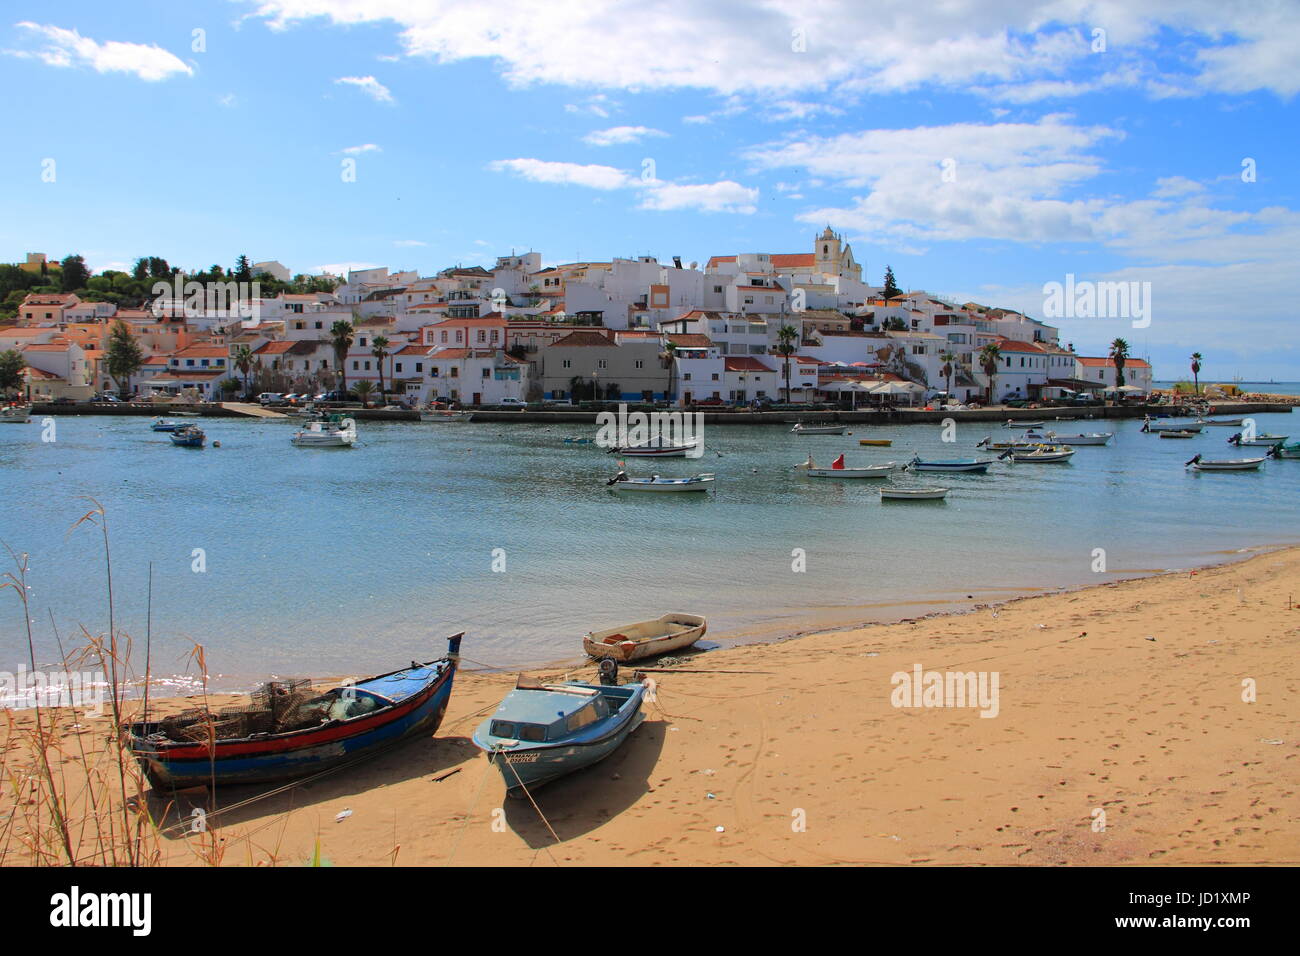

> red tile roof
[1077,356,1151,368]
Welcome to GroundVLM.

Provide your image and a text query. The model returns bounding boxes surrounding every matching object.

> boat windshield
[490,719,546,741]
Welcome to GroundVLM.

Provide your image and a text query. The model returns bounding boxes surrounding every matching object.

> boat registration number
[503,752,541,763]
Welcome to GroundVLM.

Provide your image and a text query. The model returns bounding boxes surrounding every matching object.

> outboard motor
[598,658,619,685]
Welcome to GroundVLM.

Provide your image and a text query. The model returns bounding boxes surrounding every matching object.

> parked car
[258,392,284,405]
[319,390,360,403]
[546,399,574,407]
[498,397,527,407]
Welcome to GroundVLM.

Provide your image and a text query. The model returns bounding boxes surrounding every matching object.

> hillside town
[0,231,1153,409]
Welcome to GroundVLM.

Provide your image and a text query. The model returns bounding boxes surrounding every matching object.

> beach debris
[335,809,353,822]
[431,768,462,783]
[1260,739,1283,745]
[1145,636,1156,642]
[715,826,725,833]
[700,768,716,776]
[706,792,716,799]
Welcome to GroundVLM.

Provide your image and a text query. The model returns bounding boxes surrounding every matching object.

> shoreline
[2,544,1297,866]
[4,540,1294,709]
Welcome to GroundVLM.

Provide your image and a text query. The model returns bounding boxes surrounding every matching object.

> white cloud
[244,1,1300,100]
[637,180,758,214]
[10,22,193,81]
[338,143,382,154]
[489,157,758,213]
[583,125,667,146]
[334,74,394,103]
[489,158,635,191]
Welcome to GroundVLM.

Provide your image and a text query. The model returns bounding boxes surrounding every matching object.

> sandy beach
[3,547,1297,867]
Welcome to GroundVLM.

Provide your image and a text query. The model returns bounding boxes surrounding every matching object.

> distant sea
[1154,380,1300,397]
[2,410,1298,699]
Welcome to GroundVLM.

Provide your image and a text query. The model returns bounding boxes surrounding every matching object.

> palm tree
[371,335,390,403]
[233,344,253,398]
[1190,352,1203,395]
[1109,337,1130,390]
[352,379,375,406]
[330,320,354,391]
[977,343,1001,405]
[939,350,956,400]
[776,324,798,404]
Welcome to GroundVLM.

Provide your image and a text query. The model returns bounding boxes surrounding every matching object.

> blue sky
[1,1,1296,379]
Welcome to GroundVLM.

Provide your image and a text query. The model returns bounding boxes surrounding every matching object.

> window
[683,372,692,381]
[451,368,459,377]
[359,337,367,347]
[314,321,322,330]
[440,331,448,343]
[634,360,644,369]
[352,361,359,370]
[415,362,423,373]
[713,286,723,294]
[566,704,600,733]
[711,373,719,381]
[481,367,490,378]
[518,724,546,742]
[562,359,572,369]
[364,361,371,371]
[395,362,403,373]
[597,359,607,369]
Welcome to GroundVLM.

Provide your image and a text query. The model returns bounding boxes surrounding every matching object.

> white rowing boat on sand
[583,613,708,662]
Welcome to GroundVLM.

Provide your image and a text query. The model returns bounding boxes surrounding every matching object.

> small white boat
[796,454,897,478]
[292,417,357,448]
[1002,419,1045,428]
[420,408,473,422]
[791,423,846,435]
[907,455,994,473]
[1143,420,1203,433]
[1159,430,1198,439]
[607,471,714,493]
[880,485,948,500]
[0,404,33,423]
[1000,444,1076,463]
[584,613,708,662]
[1228,432,1289,447]
[150,417,178,432]
[1186,454,1265,472]
[1199,418,1244,426]
[609,439,699,457]
[1026,430,1112,446]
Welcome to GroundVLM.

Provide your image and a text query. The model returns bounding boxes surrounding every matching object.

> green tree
[106,319,144,399]
[233,255,252,282]
[1109,337,1130,390]
[371,335,390,402]
[330,320,354,391]
[776,324,798,403]
[0,349,26,397]
[940,350,956,400]
[352,379,375,405]
[883,265,901,299]
[233,344,254,397]
[1190,352,1203,395]
[978,343,1002,405]
[60,254,91,292]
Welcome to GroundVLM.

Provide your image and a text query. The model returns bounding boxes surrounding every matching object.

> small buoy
[213,440,221,448]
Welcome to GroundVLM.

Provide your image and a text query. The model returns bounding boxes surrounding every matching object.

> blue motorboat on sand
[473,665,648,797]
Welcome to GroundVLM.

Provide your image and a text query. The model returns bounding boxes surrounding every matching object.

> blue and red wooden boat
[125,634,463,789]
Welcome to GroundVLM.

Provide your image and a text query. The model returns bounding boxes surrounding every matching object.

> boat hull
[584,614,707,661]
[857,439,892,446]
[613,444,697,457]
[486,707,645,797]
[804,466,894,477]
[609,477,713,492]
[792,426,845,435]
[1190,458,1265,471]
[881,488,948,500]
[126,660,457,789]
[909,461,992,473]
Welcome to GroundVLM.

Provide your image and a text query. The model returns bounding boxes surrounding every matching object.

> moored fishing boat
[880,485,949,500]
[999,444,1075,463]
[1268,441,1300,460]
[1159,430,1198,439]
[608,438,699,457]
[420,407,474,422]
[906,455,994,473]
[472,668,648,797]
[1198,418,1243,426]
[1002,419,1046,428]
[857,438,892,446]
[0,403,32,423]
[791,423,845,435]
[292,416,356,447]
[976,436,1041,451]
[125,634,463,789]
[607,471,714,492]
[150,417,179,432]
[1142,419,1203,433]
[1025,430,1112,446]
[797,453,897,478]
[1228,432,1289,447]
[583,613,707,662]
[169,424,206,447]
[1185,454,1265,472]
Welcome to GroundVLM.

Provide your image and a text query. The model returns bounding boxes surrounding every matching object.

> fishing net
[157,678,319,742]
